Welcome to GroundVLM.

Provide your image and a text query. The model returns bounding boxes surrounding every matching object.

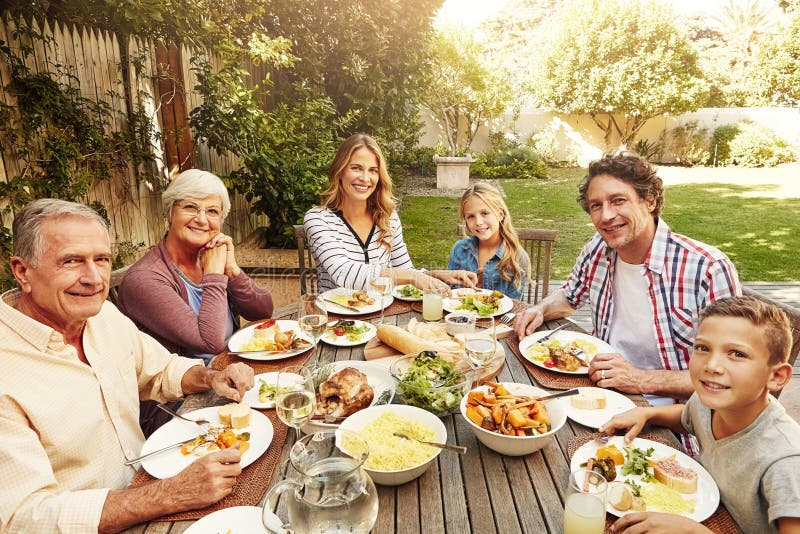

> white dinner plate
[518,330,616,375]
[569,436,720,522]
[564,387,636,429]
[243,371,304,409]
[321,287,394,315]
[393,284,424,302]
[140,407,273,479]
[183,505,265,534]
[227,320,313,361]
[321,320,377,347]
[302,360,395,433]
[442,288,514,318]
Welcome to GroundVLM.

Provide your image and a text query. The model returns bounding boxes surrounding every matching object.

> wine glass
[564,468,607,534]
[370,267,394,324]
[275,365,316,441]
[298,293,327,347]
[464,316,497,369]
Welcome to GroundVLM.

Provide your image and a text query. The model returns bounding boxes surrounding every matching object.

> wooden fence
[0,13,264,254]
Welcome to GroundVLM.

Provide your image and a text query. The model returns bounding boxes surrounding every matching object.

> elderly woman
[118,169,273,363]
[304,133,476,293]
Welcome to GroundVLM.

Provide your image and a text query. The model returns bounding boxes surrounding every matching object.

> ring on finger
[601,369,606,380]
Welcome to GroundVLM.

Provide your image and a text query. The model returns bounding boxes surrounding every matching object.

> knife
[125,440,188,465]
[322,298,362,313]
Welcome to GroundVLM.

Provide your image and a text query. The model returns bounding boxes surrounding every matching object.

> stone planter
[434,155,474,190]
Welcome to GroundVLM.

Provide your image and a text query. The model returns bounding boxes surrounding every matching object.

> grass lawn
[399,168,800,281]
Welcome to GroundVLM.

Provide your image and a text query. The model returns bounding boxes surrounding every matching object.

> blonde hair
[320,134,396,251]
[459,183,526,290]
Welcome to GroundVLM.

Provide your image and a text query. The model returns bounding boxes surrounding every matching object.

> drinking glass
[422,287,444,321]
[274,366,316,441]
[370,267,394,324]
[464,316,497,369]
[298,293,327,346]
[564,468,607,534]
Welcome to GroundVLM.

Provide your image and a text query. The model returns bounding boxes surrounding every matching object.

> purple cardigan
[117,239,273,356]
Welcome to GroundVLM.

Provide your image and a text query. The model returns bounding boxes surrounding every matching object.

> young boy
[600,295,800,534]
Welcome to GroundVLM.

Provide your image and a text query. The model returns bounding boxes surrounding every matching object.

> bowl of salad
[389,351,477,417]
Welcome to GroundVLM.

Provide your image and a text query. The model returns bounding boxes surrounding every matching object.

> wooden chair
[742,287,800,398]
[456,225,557,304]
[108,264,131,306]
[292,225,318,295]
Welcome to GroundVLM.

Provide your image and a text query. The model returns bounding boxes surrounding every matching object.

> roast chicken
[314,367,374,419]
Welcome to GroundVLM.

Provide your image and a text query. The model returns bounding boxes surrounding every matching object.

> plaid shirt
[563,218,741,372]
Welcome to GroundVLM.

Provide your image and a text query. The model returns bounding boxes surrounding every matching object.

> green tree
[752,10,800,105]
[531,0,708,149]
[421,27,513,156]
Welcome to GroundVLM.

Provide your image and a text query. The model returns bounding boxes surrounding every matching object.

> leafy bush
[721,122,797,167]
[472,135,548,179]
[388,145,438,179]
[528,129,578,167]
[707,124,740,166]
[659,121,709,166]
[633,138,663,162]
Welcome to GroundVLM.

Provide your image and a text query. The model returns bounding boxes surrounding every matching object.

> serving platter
[570,436,720,522]
[227,319,313,361]
[321,287,394,315]
[518,330,616,375]
[442,288,514,318]
[140,407,273,479]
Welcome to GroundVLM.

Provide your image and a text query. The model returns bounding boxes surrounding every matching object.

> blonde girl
[448,183,530,299]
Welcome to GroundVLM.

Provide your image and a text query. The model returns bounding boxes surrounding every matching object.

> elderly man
[514,153,741,406]
[0,199,255,533]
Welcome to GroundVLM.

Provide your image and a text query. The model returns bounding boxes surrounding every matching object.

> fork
[156,403,211,433]
[499,312,515,325]
[393,432,467,454]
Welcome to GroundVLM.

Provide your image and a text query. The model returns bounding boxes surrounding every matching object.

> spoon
[393,432,467,454]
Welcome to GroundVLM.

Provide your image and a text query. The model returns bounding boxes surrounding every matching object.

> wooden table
[128,304,680,534]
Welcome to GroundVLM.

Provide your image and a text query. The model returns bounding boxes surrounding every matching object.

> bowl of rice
[337,404,447,486]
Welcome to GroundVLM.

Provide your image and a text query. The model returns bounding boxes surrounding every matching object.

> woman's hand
[410,272,452,296]
[429,269,478,288]
[204,233,241,278]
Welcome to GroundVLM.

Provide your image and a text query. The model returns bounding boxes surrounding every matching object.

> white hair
[161,169,232,220]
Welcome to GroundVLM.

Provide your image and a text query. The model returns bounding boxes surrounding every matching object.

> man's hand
[166,446,242,509]
[209,363,254,402]
[598,407,650,444]
[611,512,711,533]
[513,307,545,339]
[589,353,646,394]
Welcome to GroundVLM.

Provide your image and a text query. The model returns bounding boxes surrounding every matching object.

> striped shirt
[303,207,414,293]
[563,218,741,372]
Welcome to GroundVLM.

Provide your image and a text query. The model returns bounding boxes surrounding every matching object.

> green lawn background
[399,169,800,281]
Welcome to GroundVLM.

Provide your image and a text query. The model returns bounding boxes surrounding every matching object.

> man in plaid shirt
[514,153,741,406]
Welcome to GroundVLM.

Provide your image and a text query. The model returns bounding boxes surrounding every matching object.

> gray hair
[161,169,231,220]
[13,199,110,266]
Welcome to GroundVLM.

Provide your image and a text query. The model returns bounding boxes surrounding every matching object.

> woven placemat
[328,299,412,321]
[130,409,288,522]
[507,335,595,390]
[211,346,315,374]
[567,433,740,534]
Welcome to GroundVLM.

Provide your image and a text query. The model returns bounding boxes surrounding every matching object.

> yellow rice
[348,412,437,471]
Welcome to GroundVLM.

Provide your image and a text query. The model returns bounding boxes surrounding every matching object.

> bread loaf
[376,324,440,354]
[218,402,251,429]
[653,458,698,494]
[570,388,606,410]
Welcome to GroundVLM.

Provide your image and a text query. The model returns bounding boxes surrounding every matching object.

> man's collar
[0,289,60,352]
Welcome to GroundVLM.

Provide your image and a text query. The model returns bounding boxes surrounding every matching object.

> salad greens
[622,446,655,481]
[325,320,371,342]
[257,379,293,403]
[396,284,423,299]
[396,351,466,414]
[456,296,497,317]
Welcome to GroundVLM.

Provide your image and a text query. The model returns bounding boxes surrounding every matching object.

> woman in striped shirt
[304,134,476,293]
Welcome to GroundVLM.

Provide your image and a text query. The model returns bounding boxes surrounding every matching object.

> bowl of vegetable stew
[460,382,567,456]
[389,351,477,417]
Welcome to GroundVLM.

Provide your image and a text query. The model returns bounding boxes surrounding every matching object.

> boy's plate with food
[140,406,273,479]
[393,284,424,301]
[183,506,262,534]
[302,360,396,433]
[242,371,303,409]
[442,288,514,318]
[563,387,636,429]
[322,319,377,347]
[519,330,616,375]
[570,436,719,522]
[227,319,313,361]
[320,287,394,315]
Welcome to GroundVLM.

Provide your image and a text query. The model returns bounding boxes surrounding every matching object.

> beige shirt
[0,290,202,533]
